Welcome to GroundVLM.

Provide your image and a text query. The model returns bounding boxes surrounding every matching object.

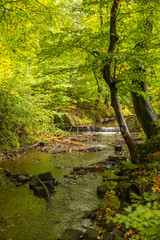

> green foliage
[0,0,160,149]
[0,56,52,150]
[114,202,160,239]
[121,161,139,170]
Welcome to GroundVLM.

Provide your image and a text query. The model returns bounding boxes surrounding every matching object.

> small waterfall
[71,126,120,133]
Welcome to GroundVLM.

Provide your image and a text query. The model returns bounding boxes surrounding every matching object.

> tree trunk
[132,78,160,140]
[110,84,137,162]
[102,0,138,163]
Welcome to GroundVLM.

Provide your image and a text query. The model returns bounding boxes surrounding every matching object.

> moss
[134,133,160,163]
[54,113,72,130]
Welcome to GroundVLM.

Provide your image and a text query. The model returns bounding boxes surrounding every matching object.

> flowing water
[0,131,121,240]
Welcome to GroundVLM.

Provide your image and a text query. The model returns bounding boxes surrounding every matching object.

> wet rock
[108,156,126,162]
[120,201,130,210]
[33,186,46,197]
[84,228,100,240]
[84,209,103,222]
[58,229,83,240]
[97,185,109,198]
[18,175,29,183]
[29,178,40,189]
[38,172,55,181]
[115,145,122,152]
[70,137,78,141]
[87,147,106,152]
[42,180,55,190]
[114,171,123,176]
[38,142,46,147]
[106,222,117,232]
[80,139,88,142]
[100,116,115,124]
[1,182,8,186]
[15,182,24,187]
[113,229,124,238]
[144,183,154,193]
[115,182,140,202]
[0,175,3,180]
[103,231,114,240]
[71,165,106,175]
[29,172,55,197]
[30,172,55,190]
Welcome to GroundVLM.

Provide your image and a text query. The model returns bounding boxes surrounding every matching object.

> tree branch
[103,0,120,86]
[35,0,52,22]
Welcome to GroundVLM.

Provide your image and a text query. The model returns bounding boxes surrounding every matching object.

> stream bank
[0,129,123,240]
[0,127,158,240]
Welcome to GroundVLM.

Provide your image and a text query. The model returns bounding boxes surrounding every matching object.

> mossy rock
[115,182,140,202]
[54,113,72,130]
[125,115,141,132]
[58,229,83,240]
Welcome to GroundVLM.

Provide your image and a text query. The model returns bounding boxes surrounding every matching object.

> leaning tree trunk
[131,18,160,140]
[110,84,137,161]
[103,0,138,163]
[132,81,160,139]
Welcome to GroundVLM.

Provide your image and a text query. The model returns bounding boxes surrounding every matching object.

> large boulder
[103,232,114,240]
[58,229,83,240]
[29,172,55,197]
[84,228,100,240]
[115,182,140,203]
[17,175,29,183]
[97,185,109,199]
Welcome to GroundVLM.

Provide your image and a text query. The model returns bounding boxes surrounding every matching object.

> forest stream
[0,128,122,240]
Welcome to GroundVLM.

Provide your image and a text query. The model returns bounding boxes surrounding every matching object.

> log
[34,175,52,211]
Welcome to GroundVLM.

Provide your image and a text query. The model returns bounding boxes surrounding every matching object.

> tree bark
[103,0,137,162]
[132,81,160,139]
[110,84,137,160]
[131,17,160,139]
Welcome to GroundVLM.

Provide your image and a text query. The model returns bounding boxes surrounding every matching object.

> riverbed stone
[0,175,3,180]
[29,178,40,189]
[115,182,140,202]
[1,181,8,186]
[58,229,82,240]
[18,175,29,183]
[15,182,24,187]
[84,228,100,240]
[42,180,55,189]
[29,172,55,195]
[120,201,130,210]
[97,185,109,198]
[106,222,117,232]
[103,232,114,240]
[108,156,126,162]
[115,145,122,152]
[113,229,124,238]
[38,172,55,181]
[144,183,154,193]
[33,186,46,197]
